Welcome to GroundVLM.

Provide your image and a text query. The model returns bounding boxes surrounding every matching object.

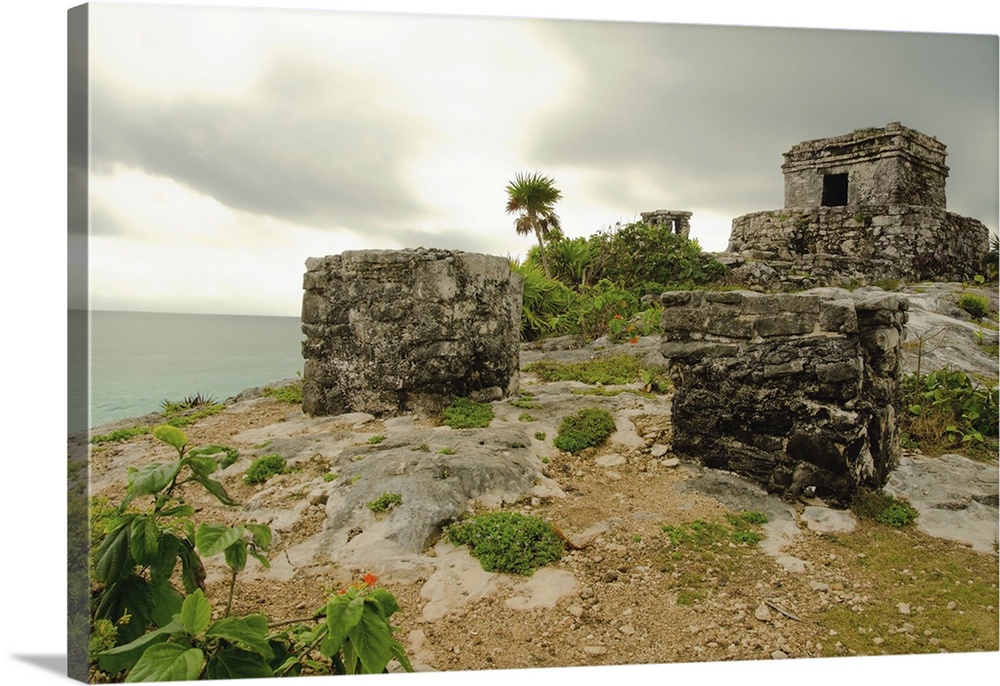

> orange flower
[629,337,639,345]
[363,573,378,587]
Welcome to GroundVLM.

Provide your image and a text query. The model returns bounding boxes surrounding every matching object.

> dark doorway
[822,173,849,206]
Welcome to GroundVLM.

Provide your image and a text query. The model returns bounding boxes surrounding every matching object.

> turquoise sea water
[70,310,304,432]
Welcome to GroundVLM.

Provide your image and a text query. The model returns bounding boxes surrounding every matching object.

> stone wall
[301,248,522,417]
[726,206,990,290]
[660,289,907,504]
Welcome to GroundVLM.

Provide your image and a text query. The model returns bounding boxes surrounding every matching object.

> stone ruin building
[300,248,522,417]
[726,122,991,290]
[640,209,691,239]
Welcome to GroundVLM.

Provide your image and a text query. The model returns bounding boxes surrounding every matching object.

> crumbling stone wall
[727,206,989,289]
[301,248,522,417]
[660,289,907,504]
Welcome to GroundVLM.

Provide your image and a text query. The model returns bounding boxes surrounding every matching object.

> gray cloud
[531,20,998,227]
[91,55,432,230]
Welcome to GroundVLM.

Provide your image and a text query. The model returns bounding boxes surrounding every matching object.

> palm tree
[505,171,564,278]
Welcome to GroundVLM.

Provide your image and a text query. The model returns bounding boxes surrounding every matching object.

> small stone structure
[301,248,522,417]
[660,289,907,504]
[640,209,691,239]
[726,123,990,289]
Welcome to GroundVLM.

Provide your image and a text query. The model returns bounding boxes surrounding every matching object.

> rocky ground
[82,283,999,677]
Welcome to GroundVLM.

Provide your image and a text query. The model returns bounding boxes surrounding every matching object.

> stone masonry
[301,248,523,417]
[660,289,908,504]
[726,123,990,290]
[640,209,692,239]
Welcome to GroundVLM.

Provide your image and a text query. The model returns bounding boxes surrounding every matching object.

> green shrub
[367,492,403,513]
[902,369,998,460]
[447,511,565,575]
[553,407,616,453]
[852,490,919,527]
[442,398,494,428]
[244,454,286,484]
[958,292,990,320]
[263,383,303,404]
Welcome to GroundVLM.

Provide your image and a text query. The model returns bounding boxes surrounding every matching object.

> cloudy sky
[73,1,998,316]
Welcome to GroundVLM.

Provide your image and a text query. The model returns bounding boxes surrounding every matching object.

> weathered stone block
[662,290,903,504]
[301,248,522,417]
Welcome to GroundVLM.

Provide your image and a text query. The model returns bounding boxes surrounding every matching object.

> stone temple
[725,122,991,290]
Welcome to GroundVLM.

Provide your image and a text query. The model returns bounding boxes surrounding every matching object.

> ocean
[70,310,304,432]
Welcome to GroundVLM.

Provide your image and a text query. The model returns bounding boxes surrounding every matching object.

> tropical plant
[958,292,990,321]
[90,425,413,681]
[505,171,564,278]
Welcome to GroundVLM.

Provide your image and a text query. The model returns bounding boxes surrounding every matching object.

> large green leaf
[129,516,160,567]
[94,521,132,585]
[95,575,154,645]
[205,648,275,680]
[152,424,187,452]
[223,539,248,573]
[366,589,400,618]
[347,606,394,674]
[176,537,207,593]
[180,589,212,636]
[320,595,364,658]
[124,643,203,682]
[205,615,274,660]
[127,461,181,497]
[97,616,183,676]
[195,523,244,557]
[183,455,218,478]
[191,474,237,506]
[149,579,184,628]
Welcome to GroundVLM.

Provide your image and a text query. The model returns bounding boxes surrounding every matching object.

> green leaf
[224,539,248,573]
[389,638,415,672]
[205,615,274,660]
[149,579,184,628]
[190,474,237,506]
[95,575,154,645]
[152,424,188,452]
[366,588,400,618]
[347,605,394,674]
[129,516,160,567]
[184,455,218,478]
[196,523,244,557]
[249,549,271,570]
[97,616,184,675]
[94,521,133,585]
[320,595,364,658]
[177,538,207,594]
[206,648,275,680]
[245,523,272,549]
[125,643,204,682]
[180,589,213,636]
[127,461,182,497]
[155,503,195,519]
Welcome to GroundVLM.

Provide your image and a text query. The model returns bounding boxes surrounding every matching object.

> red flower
[363,573,378,587]
[629,337,639,345]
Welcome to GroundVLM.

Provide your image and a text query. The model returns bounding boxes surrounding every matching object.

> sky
[68,1,999,317]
